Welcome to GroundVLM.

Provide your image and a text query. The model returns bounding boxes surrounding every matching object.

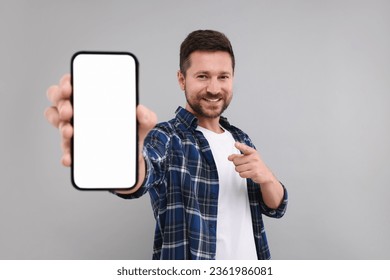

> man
[45,30,288,260]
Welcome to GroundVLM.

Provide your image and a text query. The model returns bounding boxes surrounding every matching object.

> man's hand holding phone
[44,53,157,191]
[45,74,73,167]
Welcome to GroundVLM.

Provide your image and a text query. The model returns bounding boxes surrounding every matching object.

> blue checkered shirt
[117,106,288,259]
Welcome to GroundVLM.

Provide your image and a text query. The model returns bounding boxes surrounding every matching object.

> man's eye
[197,75,208,79]
[219,75,229,80]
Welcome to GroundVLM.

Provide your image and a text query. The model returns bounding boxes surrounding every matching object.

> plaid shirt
[117,106,288,260]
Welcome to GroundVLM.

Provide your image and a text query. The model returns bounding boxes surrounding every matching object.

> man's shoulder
[146,117,183,141]
[224,123,255,148]
[144,116,192,154]
[152,118,178,134]
[220,116,248,136]
[225,123,250,137]
[153,111,193,133]
[226,123,247,134]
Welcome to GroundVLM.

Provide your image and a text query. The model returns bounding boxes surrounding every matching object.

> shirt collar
[175,106,232,130]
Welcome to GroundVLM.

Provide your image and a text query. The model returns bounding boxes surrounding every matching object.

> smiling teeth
[205,98,220,102]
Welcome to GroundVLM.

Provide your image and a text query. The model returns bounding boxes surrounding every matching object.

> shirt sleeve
[258,182,288,219]
[113,126,171,200]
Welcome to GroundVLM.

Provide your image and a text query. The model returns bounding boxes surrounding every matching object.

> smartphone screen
[71,52,138,190]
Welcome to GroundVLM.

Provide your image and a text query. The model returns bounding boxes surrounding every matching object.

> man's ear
[177,70,185,91]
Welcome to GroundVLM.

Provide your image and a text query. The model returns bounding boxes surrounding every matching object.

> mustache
[201,92,224,99]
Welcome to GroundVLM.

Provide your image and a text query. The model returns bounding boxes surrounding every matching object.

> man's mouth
[203,97,222,102]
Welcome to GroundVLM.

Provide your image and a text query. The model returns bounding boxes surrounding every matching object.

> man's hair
[179,30,235,75]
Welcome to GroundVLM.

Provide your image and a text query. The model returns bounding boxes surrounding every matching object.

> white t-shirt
[197,126,257,260]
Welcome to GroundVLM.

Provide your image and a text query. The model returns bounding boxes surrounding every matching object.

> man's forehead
[187,51,233,71]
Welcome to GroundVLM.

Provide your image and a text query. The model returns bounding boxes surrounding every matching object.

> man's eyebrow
[194,71,232,75]
[219,71,232,76]
[194,71,210,75]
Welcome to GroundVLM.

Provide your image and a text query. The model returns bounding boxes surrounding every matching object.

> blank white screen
[72,53,137,189]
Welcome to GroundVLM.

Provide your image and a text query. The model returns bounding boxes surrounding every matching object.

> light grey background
[1,0,389,259]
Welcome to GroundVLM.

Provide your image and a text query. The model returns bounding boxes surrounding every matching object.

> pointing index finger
[234,142,255,155]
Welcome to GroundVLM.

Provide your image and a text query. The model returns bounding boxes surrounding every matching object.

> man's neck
[197,118,224,134]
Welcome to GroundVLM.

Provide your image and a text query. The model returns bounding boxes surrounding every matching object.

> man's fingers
[45,73,73,167]
[61,153,71,167]
[44,106,60,128]
[60,125,73,167]
[234,142,255,155]
[60,76,73,99]
[228,153,241,162]
[137,104,157,139]
[60,122,73,139]
[236,170,252,179]
[46,85,61,105]
[234,163,251,173]
[59,73,71,86]
[228,153,250,166]
[228,142,261,167]
[58,100,73,121]
[61,136,71,153]
[228,143,272,185]
[137,105,157,127]
[46,74,72,106]
[227,142,250,162]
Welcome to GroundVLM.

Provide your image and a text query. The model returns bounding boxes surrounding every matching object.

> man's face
[178,51,234,119]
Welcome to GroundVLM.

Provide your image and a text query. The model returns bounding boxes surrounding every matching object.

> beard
[185,90,232,119]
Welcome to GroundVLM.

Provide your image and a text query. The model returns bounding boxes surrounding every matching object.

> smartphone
[71,51,138,190]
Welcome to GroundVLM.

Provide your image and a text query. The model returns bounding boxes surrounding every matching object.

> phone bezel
[70,51,139,191]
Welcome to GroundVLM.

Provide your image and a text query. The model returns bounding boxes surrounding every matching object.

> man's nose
[206,78,221,95]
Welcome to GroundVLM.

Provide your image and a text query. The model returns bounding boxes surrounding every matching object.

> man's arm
[45,74,157,194]
[115,107,157,195]
[228,142,284,209]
